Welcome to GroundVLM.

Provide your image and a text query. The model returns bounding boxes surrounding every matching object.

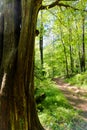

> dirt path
[53,78,87,121]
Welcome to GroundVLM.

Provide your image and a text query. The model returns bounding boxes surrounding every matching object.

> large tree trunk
[0,14,4,66]
[0,0,44,130]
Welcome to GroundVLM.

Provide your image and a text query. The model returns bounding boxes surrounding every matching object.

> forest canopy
[0,0,87,130]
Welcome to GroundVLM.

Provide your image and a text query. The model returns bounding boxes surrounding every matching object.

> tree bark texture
[0,13,4,66]
[0,0,44,130]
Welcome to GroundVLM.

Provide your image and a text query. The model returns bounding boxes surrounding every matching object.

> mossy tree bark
[0,0,44,130]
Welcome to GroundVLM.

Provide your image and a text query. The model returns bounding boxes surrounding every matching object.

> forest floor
[53,78,87,122]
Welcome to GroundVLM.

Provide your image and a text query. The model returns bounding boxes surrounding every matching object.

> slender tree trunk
[75,24,81,73]
[69,28,74,74]
[0,0,44,130]
[80,17,85,72]
[62,42,69,77]
[69,45,74,74]
[60,30,69,77]
[39,10,44,72]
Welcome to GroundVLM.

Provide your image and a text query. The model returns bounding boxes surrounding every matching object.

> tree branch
[40,0,87,12]
[40,0,60,10]
[58,3,87,12]
[58,3,79,11]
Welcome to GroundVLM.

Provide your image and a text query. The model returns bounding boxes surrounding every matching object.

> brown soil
[53,78,87,121]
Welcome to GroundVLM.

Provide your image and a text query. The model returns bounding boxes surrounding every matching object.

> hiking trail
[53,78,87,121]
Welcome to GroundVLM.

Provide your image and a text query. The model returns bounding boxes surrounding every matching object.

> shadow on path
[53,78,87,121]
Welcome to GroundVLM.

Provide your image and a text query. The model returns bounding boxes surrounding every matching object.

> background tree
[80,15,85,72]
[36,0,87,77]
[39,10,44,73]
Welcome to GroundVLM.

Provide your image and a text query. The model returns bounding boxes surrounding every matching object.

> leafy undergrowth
[35,78,86,130]
[65,72,87,89]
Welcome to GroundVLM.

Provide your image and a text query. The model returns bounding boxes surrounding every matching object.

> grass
[35,78,85,130]
[64,72,87,89]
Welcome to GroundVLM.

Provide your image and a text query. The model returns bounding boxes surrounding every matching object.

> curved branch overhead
[40,0,60,10]
[40,0,87,12]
